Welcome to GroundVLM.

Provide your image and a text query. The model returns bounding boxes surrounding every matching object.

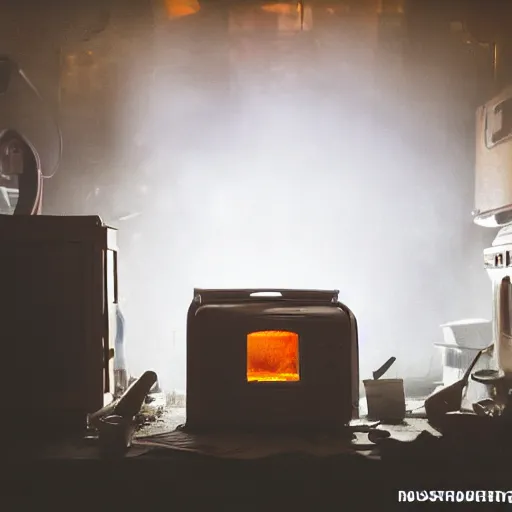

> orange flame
[247,331,299,382]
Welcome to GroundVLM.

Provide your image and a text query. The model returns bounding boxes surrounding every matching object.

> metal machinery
[0,56,61,215]
[421,0,512,419]
[410,0,512,390]
[404,0,512,424]
[0,56,112,439]
[468,3,512,379]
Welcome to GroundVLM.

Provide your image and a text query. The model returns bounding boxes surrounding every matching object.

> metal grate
[443,347,478,369]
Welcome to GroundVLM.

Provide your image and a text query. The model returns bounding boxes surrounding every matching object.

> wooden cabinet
[1,215,117,438]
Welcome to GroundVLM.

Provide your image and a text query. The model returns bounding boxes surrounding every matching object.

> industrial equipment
[0,56,62,215]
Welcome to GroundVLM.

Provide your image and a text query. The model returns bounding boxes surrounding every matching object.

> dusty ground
[135,407,186,438]
[134,397,429,439]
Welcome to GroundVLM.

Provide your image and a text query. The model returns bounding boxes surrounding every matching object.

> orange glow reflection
[165,0,200,19]
[261,3,299,15]
[247,331,299,382]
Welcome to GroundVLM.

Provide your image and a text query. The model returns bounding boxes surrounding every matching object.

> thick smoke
[107,5,494,392]
[3,2,495,393]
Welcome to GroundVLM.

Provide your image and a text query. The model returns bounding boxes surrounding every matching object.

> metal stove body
[186,289,359,432]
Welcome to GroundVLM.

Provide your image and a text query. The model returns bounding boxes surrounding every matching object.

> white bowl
[440,319,492,349]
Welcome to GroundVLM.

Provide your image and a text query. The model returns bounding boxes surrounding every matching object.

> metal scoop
[425,345,493,428]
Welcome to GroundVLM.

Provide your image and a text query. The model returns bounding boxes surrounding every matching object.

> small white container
[363,379,406,422]
[440,319,492,349]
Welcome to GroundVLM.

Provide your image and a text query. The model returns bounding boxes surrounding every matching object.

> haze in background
[1,0,496,392]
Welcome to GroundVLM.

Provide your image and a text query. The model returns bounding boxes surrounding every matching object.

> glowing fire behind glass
[247,331,300,382]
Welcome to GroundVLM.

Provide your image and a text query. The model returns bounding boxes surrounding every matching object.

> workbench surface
[6,416,512,508]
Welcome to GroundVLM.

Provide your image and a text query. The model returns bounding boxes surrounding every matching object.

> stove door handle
[194,288,339,303]
[249,291,283,298]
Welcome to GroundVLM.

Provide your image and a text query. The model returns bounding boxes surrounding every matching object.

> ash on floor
[135,398,431,441]
[135,407,186,438]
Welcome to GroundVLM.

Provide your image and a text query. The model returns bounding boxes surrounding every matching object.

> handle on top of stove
[193,288,340,304]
